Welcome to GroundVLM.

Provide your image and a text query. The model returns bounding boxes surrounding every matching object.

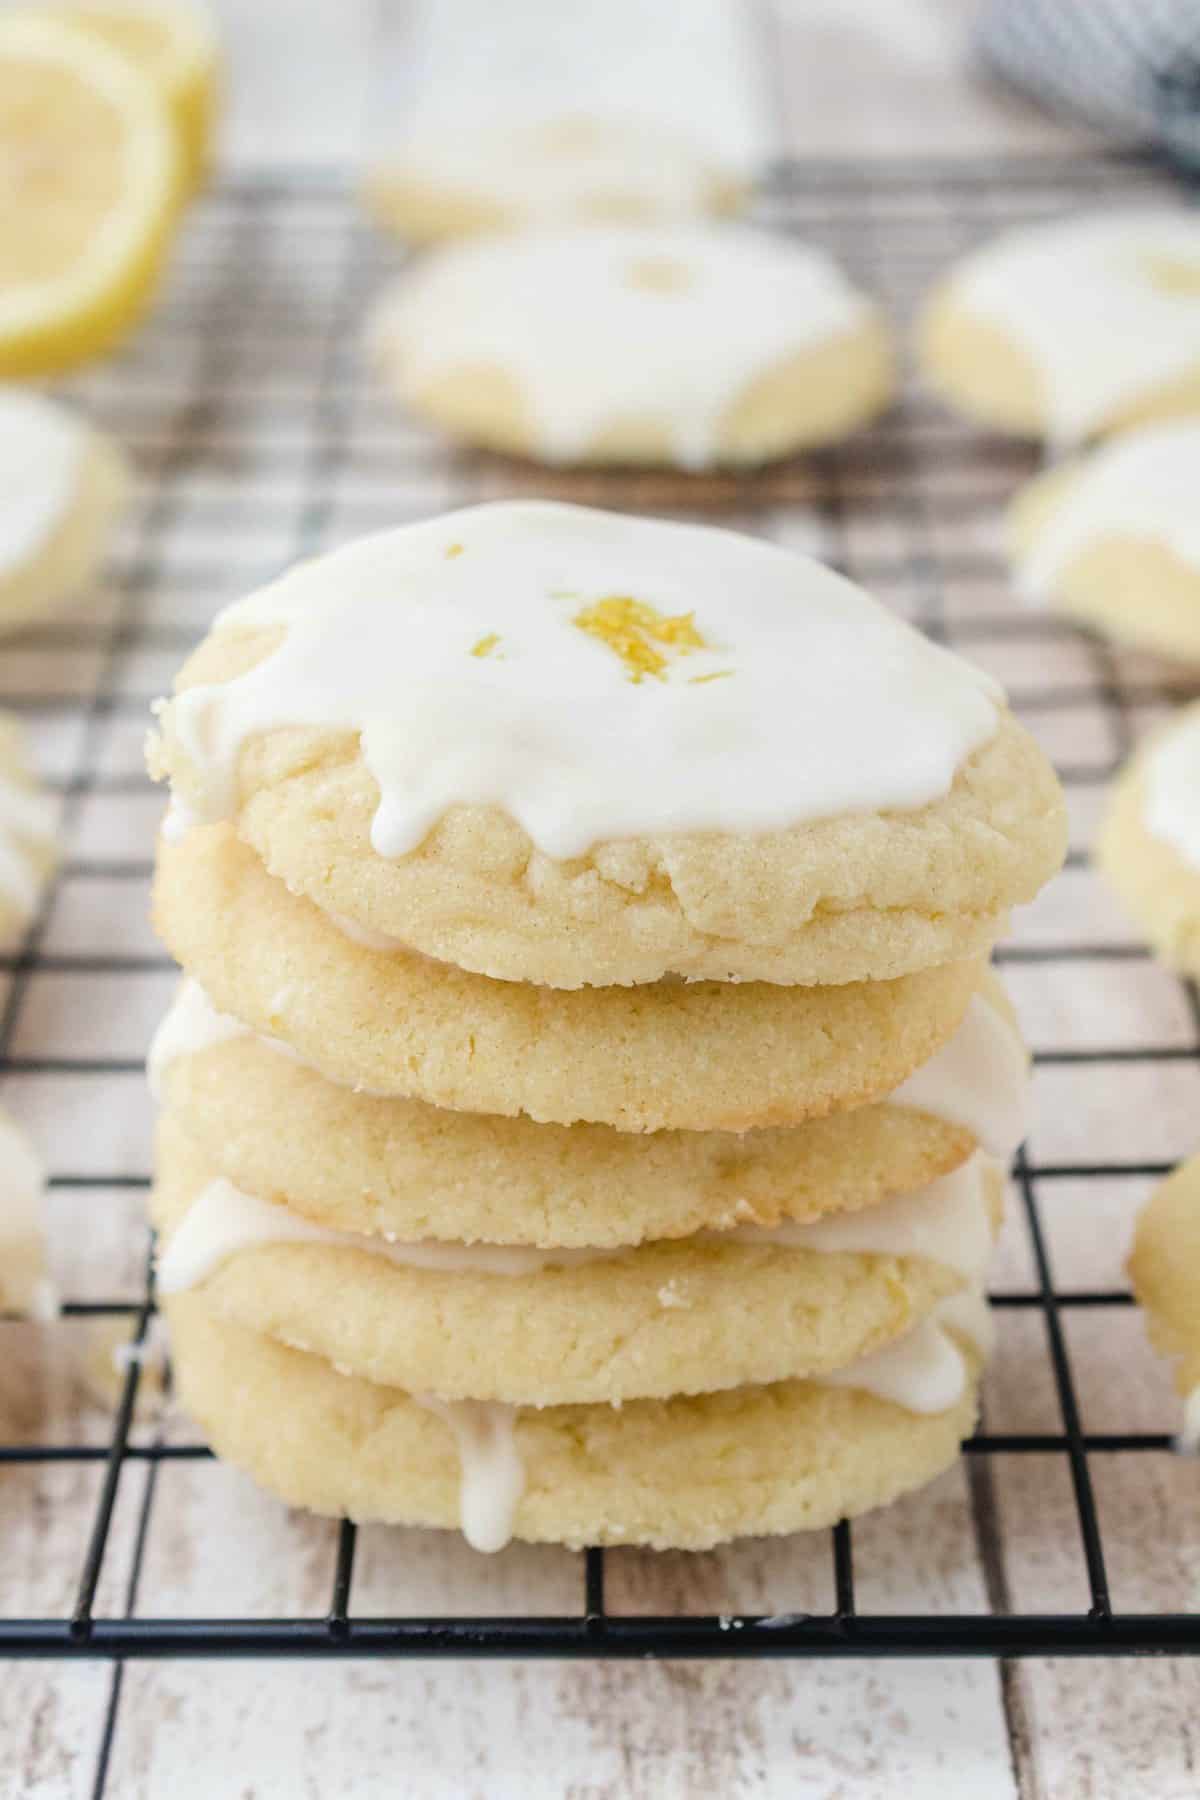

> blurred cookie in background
[0,391,130,636]
[366,116,745,244]
[917,209,1200,445]
[1128,1157,1200,1453]
[1010,421,1200,662]
[1099,703,1200,979]
[368,226,895,469]
[0,711,58,947]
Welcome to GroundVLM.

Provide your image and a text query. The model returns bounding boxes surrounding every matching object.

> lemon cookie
[150,504,1065,990]
[1010,422,1200,662]
[153,1110,1000,1406]
[153,825,985,1133]
[365,117,744,245]
[368,226,892,467]
[1097,704,1200,978]
[0,713,57,944]
[150,973,1028,1247]
[167,1296,984,1551]
[0,391,130,633]
[0,1107,54,1318]
[1128,1157,1200,1450]
[918,210,1200,444]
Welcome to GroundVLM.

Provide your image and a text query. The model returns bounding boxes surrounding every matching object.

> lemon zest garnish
[573,596,706,683]
[689,670,733,685]
[446,542,464,559]
[470,632,500,658]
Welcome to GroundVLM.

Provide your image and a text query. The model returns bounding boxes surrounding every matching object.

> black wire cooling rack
[1,155,1199,1673]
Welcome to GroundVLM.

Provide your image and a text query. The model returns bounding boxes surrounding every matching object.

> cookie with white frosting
[1011,422,1200,663]
[0,713,57,945]
[150,972,1028,1247]
[918,210,1200,445]
[368,228,894,466]
[1098,704,1200,978]
[149,503,1065,990]
[152,1108,1001,1407]
[0,1107,54,1319]
[152,825,986,1133]
[365,117,745,245]
[166,1295,985,1551]
[0,391,129,634]
[1127,1158,1200,1452]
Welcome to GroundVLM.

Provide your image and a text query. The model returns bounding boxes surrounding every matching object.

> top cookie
[149,503,1066,989]
[364,116,744,244]
[918,209,1200,445]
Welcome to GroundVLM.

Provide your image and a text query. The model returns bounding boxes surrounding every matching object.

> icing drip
[1015,422,1200,597]
[1144,709,1200,873]
[147,979,250,1099]
[733,1153,996,1284]
[371,227,875,467]
[413,1395,524,1554]
[954,210,1200,446]
[155,1178,610,1294]
[0,1108,56,1319]
[162,502,1000,862]
[813,1305,980,1414]
[160,791,201,845]
[889,993,1029,1159]
[0,390,83,576]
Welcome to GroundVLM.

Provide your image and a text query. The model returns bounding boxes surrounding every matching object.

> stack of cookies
[147,502,1065,1552]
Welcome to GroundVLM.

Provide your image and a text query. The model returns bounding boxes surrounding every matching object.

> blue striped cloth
[975,0,1200,166]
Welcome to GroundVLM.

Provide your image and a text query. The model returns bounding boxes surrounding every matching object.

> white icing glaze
[735,1153,996,1285]
[1144,709,1200,873]
[1177,1387,1200,1456]
[413,1394,524,1553]
[813,1304,981,1414]
[380,117,732,227]
[155,1177,609,1295]
[0,390,84,576]
[147,979,249,1100]
[163,502,1001,862]
[1016,422,1200,597]
[953,210,1200,445]
[160,790,201,845]
[371,226,874,467]
[889,992,1029,1159]
[0,1107,55,1319]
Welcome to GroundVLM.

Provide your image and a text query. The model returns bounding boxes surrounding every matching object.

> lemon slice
[0,15,180,376]
[50,1,219,192]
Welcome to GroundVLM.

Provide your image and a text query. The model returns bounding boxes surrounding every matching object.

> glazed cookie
[0,391,129,634]
[365,117,744,244]
[0,1107,53,1318]
[1010,422,1200,662]
[166,1296,985,1551]
[150,504,1065,990]
[918,209,1200,444]
[368,226,892,466]
[1097,704,1200,978]
[150,974,1028,1247]
[153,825,987,1134]
[152,1112,1000,1406]
[1127,1157,1200,1449]
[0,713,58,944]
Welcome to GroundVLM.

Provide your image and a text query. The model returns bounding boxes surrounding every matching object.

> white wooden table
[4,6,1198,1796]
